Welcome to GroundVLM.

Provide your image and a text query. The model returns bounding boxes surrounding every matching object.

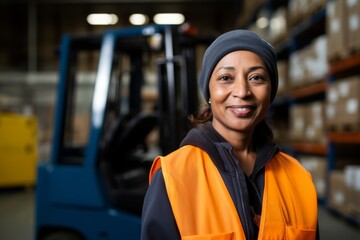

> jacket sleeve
[141,169,180,240]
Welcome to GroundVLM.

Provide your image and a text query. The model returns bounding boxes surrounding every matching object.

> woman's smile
[227,104,256,117]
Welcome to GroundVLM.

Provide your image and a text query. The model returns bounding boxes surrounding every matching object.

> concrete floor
[0,187,360,240]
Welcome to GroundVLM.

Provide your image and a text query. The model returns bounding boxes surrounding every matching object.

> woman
[141,30,319,239]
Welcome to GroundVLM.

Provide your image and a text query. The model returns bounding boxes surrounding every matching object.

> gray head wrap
[198,29,278,102]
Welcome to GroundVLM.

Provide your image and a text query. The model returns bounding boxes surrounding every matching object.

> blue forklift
[35,25,212,240]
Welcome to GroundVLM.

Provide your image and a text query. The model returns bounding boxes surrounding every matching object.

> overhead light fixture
[129,13,149,25]
[256,16,269,29]
[87,13,118,25]
[270,16,285,31]
[153,13,185,25]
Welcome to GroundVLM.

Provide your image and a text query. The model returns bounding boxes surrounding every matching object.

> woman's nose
[233,78,251,98]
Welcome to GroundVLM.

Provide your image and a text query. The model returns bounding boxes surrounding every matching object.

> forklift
[35,25,212,240]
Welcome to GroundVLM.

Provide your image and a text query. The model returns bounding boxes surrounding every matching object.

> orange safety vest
[150,145,318,240]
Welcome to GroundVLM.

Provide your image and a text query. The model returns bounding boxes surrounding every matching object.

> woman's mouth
[228,105,255,117]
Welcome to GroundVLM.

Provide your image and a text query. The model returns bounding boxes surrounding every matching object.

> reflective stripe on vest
[149,145,318,239]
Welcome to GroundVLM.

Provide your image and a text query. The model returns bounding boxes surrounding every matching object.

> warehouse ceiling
[35,0,236,3]
[0,0,243,72]
[6,0,241,28]
[32,0,242,31]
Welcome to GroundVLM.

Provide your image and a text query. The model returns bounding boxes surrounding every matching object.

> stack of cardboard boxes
[300,155,327,199]
[288,0,327,27]
[344,166,360,217]
[329,166,360,218]
[328,170,348,213]
[327,0,360,61]
[289,101,327,143]
[288,36,328,89]
[321,0,360,220]
[326,75,360,132]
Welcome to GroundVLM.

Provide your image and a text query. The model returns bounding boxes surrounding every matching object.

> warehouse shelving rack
[272,1,360,224]
[241,0,360,224]
[271,5,328,158]
[327,52,360,170]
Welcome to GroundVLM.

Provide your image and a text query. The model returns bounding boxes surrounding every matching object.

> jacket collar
[180,122,279,176]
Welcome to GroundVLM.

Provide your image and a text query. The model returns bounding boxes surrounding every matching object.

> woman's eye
[219,75,231,81]
[250,75,265,82]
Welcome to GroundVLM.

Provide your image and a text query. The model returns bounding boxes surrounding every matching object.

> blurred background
[0,0,360,239]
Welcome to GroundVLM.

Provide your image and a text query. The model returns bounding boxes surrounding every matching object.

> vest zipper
[224,147,254,240]
[248,178,262,210]
[250,146,278,205]
[234,170,251,239]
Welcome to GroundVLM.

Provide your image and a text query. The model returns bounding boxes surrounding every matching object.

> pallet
[328,48,360,64]
[327,122,360,133]
[328,51,350,64]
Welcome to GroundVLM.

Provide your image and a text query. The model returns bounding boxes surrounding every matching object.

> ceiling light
[129,14,149,25]
[256,17,269,29]
[153,13,185,25]
[87,14,118,25]
[270,17,286,31]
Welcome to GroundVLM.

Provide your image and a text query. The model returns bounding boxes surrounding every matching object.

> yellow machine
[0,113,38,188]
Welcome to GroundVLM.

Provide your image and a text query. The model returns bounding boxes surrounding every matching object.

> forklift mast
[35,25,212,240]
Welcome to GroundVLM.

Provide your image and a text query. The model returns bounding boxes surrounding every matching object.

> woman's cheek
[211,85,228,101]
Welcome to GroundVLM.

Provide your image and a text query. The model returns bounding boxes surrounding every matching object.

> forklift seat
[101,111,158,215]
[116,112,158,159]
[103,112,158,165]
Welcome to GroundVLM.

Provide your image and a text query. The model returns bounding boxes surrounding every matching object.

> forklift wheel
[43,231,83,240]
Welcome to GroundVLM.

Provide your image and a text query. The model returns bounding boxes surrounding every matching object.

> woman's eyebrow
[249,66,266,72]
[216,66,235,72]
[215,65,267,74]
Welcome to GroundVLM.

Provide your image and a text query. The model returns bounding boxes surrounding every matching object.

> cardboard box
[304,36,329,83]
[337,75,360,100]
[329,170,348,213]
[289,36,328,88]
[346,0,360,52]
[300,156,327,198]
[289,50,308,88]
[326,0,348,61]
[344,165,360,215]
[326,76,360,131]
[288,0,311,25]
[306,101,327,143]
[326,102,342,131]
[338,76,360,131]
[340,98,360,131]
[289,104,308,141]
[288,0,300,26]
[269,7,288,44]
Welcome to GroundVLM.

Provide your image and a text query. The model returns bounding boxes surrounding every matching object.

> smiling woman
[141,29,319,240]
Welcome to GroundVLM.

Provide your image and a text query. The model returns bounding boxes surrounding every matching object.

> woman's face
[209,50,271,135]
